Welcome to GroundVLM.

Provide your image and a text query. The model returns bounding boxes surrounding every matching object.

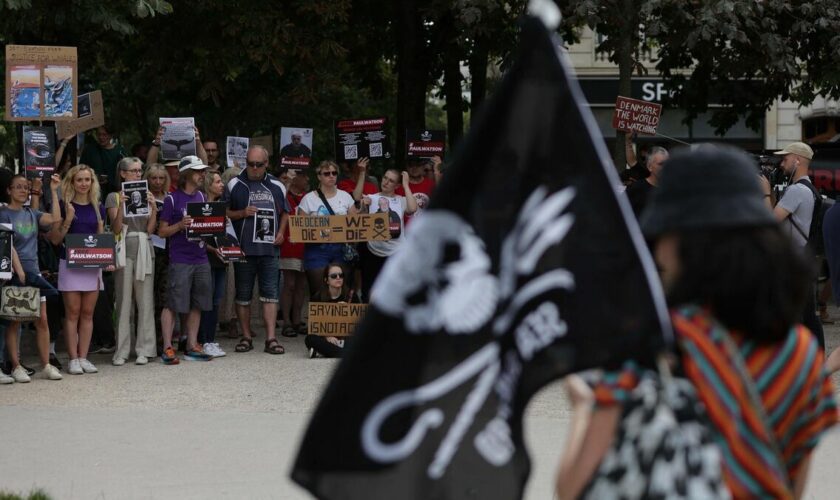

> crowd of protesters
[0,125,443,384]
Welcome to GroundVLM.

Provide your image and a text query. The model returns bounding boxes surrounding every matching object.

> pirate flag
[291,14,671,500]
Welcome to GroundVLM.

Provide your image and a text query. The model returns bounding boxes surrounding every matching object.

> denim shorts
[303,243,346,271]
[234,255,279,304]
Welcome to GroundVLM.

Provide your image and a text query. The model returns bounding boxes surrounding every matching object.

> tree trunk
[613,0,638,170]
[443,48,464,150]
[469,36,489,118]
[395,0,428,165]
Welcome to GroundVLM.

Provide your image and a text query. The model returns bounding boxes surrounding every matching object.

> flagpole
[654,132,691,145]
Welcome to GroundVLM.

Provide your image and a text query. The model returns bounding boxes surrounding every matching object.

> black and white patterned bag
[581,372,730,499]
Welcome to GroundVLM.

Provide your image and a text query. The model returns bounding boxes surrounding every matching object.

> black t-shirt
[627,163,650,182]
[626,179,656,218]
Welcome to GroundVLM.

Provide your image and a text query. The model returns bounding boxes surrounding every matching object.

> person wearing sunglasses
[298,160,360,299]
[224,145,290,355]
[304,262,359,358]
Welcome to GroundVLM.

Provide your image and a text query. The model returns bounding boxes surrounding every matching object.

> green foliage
[0,489,52,500]
[557,0,840,134]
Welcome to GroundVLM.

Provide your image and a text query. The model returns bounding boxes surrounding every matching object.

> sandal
[264,338,285,355]
[281,324,298,338]
[234,337,253,353]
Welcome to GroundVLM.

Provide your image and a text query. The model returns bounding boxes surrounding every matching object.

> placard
[307,302,368,337]
[289,214,391,243]
[5,45,78,121]
[186,201,226,238]
[122,180,149,218]
[334,117,391,161]
[611,96,662,136]
[22,125,56,179]
[0,228,13,281]
[226,136,249,168]
[56,91,105,138]
[279,127,313,168]
[405,129,445,159]
[159,117,196,160]
[253,209,276,244]
[216,233,245,263]
[65,233,115,269]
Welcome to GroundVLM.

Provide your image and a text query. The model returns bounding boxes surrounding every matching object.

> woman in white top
[107,157,157,366]
[359,168,416,300]
[297,160,359,296]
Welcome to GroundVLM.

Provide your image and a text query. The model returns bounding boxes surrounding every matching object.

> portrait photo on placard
[122,180,150,218]
[253,209,275,244]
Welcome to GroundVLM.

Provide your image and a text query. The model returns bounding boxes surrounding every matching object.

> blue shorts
[303,243,345,271]
[234,255,279,304]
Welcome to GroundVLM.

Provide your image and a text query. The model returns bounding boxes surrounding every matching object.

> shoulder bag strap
[316,189,336,216]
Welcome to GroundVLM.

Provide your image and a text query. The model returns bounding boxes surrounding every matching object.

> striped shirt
[593,306,838,499]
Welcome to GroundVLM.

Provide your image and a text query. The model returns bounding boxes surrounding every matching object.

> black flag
[292,16,671,500]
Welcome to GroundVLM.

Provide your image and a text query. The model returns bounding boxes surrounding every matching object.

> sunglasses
[247,161,267,168]
[328,273,344,279]
[320,171,338,177]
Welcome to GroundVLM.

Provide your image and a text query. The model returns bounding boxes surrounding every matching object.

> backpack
[790,178,834,256]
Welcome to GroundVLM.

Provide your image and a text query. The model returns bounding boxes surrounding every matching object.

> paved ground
[3,311,840,499]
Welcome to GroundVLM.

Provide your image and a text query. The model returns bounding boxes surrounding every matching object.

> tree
[557,0,840,168]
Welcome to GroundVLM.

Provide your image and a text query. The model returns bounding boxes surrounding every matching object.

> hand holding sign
[49,174,61,190]
[612,96,662,136]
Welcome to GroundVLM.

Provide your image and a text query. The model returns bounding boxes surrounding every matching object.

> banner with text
[186,201,227,238]
[405,129,446,159]
[308,302,368,337]
[279,127,313,169]
[334,118,391,161]
[159,117,196,160]
[65,233,115,269]
[611,96,662,136]
[289,214,391,243]
[5,45,78,121]
[22,125,56,179]
[56,91,105,138]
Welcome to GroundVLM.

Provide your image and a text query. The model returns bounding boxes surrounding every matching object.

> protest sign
[22,126,56,179]
[186,201,226,238]
[226,136,249,169]
[405,129,445,159]
[122,181,149,218]
[56,91,105,138]
[307,302,368,337]
[216,233,245,263]
[612,96,662,136]
[65,233,115,269]
[0,227,13,281]
[289,214,391,243]
[279,127,313,169]
[5,45,78,121]
[159,117,196,160]
[253,209,276,244]
[334,118,391,161]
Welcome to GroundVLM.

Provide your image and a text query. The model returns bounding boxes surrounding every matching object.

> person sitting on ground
[304,262,359,358]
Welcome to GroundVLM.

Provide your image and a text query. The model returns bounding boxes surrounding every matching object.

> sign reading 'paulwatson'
[334,118,391,161]
[405,129,445,159]
[65,233,115,269]
[612,95,662,136]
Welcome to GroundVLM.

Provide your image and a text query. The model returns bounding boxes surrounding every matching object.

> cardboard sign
[307,302,368,337]
[122,180,150,218]
[0,228,13,281]
[186,201,227,238]
[22,126,55,179]
[251,134,274,153]
[334,118,391,161]
[159,117,196,160]
[65,233,115,269]
[226,136,249,169]
[5,45,78,121]
[611,96,662,136]
[289,214,391,243]
[406,129,445,159]
[279,127,313,168]
[56,91,105,138]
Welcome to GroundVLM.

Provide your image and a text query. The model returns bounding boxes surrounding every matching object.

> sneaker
[68,358,84,375]
[112,357,126,366]
[161,347,180,365]
[11,365,31,383]
[135,355,149,365]
[204,342,226,358]
[184,346,213,361]
[79,358,98,373]
[41,364,62,380]
[309,347,317,359]
[49,353,63,371]
[21,363,36,376]
[0,371,12,384]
